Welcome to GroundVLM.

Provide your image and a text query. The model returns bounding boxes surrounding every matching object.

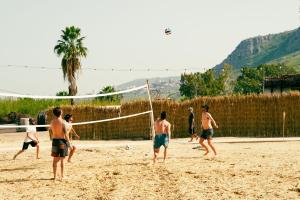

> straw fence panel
[46,93,300,140]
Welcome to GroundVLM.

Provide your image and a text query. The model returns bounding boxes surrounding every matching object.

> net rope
[0,110,152,129]
[0,84,153,130]
[0,84,147,99]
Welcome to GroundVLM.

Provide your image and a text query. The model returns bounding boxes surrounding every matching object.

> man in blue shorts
[153,111,171,163]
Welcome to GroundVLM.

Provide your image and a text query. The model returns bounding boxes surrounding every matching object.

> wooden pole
[146,80,155,140]
[282,111,286,139]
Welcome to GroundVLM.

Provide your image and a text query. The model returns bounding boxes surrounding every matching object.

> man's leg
[199,138,209,155]
[207,139,217,156]
[52,157,60,180]
[193,132,199,141]
[163,146,168,162]
[68,146,76,163]
[13,150,24,160]
[36,144,40,159]
[188,135,193,142]
[60,157,65,180]
[153,148,160,164]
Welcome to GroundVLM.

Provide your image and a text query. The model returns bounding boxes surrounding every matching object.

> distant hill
[214,27,300,72]
[117,76,180,100]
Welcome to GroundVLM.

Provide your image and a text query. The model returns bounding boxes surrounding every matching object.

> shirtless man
[49,107,71,181]
[153,111,171,163]
[199,105,218,156]
[64,114,80,163]
[13,118,40,160]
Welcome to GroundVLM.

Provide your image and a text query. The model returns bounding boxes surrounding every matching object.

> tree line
[180,63,297,99]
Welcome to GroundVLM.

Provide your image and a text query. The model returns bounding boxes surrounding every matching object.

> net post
[146,80,155,140]
[282,111,286,139]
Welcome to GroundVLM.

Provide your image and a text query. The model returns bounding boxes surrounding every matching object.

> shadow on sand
[0,177,53,183]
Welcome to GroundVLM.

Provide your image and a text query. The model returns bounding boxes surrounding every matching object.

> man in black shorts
[13,118,40,160]
[188,107,198,142]
[49,107,70,181]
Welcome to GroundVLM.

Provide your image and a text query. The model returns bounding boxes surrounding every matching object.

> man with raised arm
[49,107,71,181]
[153,111,171,163]
[199,104,218,156]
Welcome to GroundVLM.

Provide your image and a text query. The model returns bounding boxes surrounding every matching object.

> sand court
[0,132,300,200]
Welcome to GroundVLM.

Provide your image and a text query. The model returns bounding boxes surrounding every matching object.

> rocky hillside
[117,76,180,100]
[214,27,300,72]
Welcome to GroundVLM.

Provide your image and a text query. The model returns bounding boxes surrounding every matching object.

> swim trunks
[22,141,37,150]
[200,129,214,140]
[51,138,68,157]
[153,134,169,149]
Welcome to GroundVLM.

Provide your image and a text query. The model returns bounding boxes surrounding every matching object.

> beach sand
[0,132,299,200]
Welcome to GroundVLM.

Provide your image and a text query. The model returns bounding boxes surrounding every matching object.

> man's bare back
[50,118,67,139]
[155,119,171,134]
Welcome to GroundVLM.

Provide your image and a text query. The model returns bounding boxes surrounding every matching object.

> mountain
[118,27,300,100]
[117,76,180,100]
[214,27,300,72]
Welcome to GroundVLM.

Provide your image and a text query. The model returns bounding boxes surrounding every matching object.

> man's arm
[26,132,36,142]
[63,123,72,146]
[168,123,171,141]
[71,128,80,139]
[49,127,53,140]
[209,114,218,128]
[34,132,39,143]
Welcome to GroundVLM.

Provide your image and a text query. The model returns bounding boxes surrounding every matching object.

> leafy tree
[234,64,297,94]
[96,86,122,102]
[179,65,232,98]
[54,26,88,105]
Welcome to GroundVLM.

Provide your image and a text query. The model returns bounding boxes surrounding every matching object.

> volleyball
[165,28,172,35]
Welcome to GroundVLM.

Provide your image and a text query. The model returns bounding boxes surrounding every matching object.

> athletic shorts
[153,134,169,149]
[22,141,37,150]
[188,127,196,135]
[200,129,214,140]
[51,139,68,157]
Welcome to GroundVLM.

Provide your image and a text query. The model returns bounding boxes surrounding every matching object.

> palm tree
[54,26,87,105]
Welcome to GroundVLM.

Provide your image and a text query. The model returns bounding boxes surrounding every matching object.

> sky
[0,0,299,95]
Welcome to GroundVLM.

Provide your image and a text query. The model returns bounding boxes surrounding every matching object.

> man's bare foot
[36,157,41,159]
[153,157,157,164]
[67,159,72,163]
[204,151,209,156]
[188,139,193,142]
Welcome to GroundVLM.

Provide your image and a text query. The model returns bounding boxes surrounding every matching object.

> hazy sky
[0,0,298,95]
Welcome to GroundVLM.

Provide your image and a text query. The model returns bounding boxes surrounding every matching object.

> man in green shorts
[153,111,171,163]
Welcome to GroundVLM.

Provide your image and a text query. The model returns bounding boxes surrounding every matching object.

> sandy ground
[0,132,300,200]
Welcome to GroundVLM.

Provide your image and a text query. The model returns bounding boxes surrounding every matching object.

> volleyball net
[0,83,155,139]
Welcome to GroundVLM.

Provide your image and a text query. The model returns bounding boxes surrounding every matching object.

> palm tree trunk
[68,75,78,105]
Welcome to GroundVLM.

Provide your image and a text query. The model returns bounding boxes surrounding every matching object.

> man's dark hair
[202,104,209,112]
[53,107,62,117]
[160,111,167,120]
[29,118,35,125]
[64,114,73,122]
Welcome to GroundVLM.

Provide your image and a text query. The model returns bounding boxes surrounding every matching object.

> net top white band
[0,84,147,99]
[0,110,152,129]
